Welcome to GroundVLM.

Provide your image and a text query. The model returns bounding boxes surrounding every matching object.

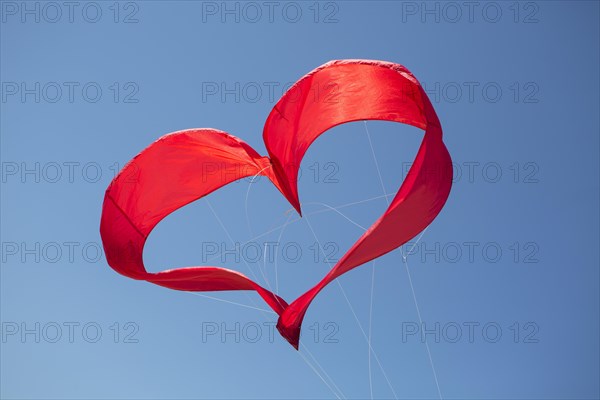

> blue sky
[1,1,599,399]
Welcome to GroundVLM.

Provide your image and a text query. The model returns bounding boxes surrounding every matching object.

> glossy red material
[100,60,453,349]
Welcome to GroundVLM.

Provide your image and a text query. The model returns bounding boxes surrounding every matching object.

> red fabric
[100,60,452,349]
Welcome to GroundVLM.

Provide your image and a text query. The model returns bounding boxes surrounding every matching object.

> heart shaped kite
[100,59,453,349]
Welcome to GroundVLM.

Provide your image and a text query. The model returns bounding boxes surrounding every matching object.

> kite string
[364,121,392,399]
[208,198,345,399]
[364,121,442,400]
[304,215,399,399]
[258,209,296,294]
[300,341,347,399]
[206,198,285,311]
[302,201,367,231]
[203,193,394,266]
[297,347,344,399]
[367,262,375,400]
[400,229,443,400]
[272,209,295,294]
[271,198,371,297]
[302,344,347,398]
[245,164,273,239]
[188,292,275,313]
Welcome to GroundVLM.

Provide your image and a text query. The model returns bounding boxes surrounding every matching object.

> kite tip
[277,320,301,350]
[293,202,302,217]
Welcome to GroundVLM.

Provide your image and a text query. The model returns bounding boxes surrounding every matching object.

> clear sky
[1,1,599,399]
